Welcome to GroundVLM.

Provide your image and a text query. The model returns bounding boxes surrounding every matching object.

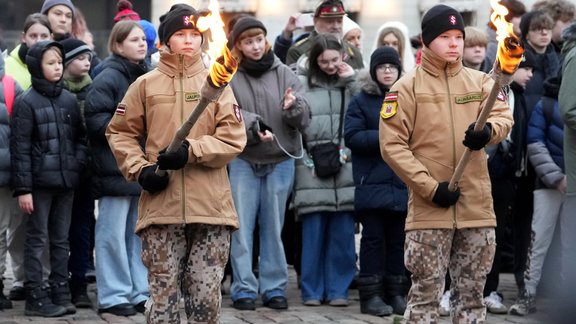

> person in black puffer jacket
[84,20,149,317]
[10,40,87,317]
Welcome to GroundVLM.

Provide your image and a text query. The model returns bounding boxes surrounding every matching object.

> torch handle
[155,96,211,176]
[448,81,502,191]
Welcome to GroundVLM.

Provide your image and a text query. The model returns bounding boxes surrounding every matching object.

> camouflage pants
[140,224,231,324]
[404,227,496,324]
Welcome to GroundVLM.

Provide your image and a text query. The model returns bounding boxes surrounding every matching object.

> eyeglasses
[376,64,399,73]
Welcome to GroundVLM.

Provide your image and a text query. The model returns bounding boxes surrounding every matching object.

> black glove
[157,140,190,170]
[432,182,461,208]
[463,122,492,150]
[138,165,169,194]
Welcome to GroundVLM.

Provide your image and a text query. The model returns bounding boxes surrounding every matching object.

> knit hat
[314,0,346,18]
[114,0,140,23]
[518,49,536,69]
[421,4,465,47]
[41,0,75,16]
[230,16,267,45]
[138,20,157,50]
[370,46,402,82]
[60,38,92,65]
[158,4,200,45]
[342,16,361,38]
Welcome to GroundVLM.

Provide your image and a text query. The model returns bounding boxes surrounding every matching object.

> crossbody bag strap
[337,87,345,143]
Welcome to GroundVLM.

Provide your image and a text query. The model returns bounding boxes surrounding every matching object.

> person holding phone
[228,17,310,311]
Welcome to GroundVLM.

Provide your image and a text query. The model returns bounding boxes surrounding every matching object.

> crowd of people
[1,0,576,323]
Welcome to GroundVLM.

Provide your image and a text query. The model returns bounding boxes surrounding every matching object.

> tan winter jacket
[379,47,513,230]
[106,49,246,233]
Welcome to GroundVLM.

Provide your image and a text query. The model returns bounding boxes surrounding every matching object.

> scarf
[240,50,274,78]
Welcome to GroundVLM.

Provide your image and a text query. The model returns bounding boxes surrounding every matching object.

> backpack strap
[2,75,15,116]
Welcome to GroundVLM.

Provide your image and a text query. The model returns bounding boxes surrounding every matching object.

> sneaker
[328,298,348,307]
[9,286,26,301]
[484,291,508,314]
[263,296,288,310]
[303,299,321,306]
[509,291,536,316]
[439,290,450,316]
[232,298,256,311]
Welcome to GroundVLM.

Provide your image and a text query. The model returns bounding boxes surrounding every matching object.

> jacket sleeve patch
[115,103,126,116]
[233,104,242,122]
[381,92,398,119]
[497,90,507,102]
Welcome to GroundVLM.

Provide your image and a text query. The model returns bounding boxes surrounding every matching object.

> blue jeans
[300,211,356,302]
[95,196,148,308]
[229,158,294,302]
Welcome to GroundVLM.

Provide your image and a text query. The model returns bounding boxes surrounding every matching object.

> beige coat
[379,47,513,231]
[106,49,246,233]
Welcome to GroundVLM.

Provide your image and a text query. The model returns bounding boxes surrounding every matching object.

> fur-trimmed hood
[356,69,384,96]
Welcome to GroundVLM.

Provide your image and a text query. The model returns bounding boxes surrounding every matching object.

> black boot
[357,275,393,316]
[50,281,77,314]
[0,281,13,310]
[25,286,67,317]
[70,278,92,308]
[385,275,410,315]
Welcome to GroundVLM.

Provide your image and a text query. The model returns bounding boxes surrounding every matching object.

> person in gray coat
[228,17,310,311]
[293,34,356,307]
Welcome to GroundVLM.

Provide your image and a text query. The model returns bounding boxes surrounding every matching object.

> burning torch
[448,0,524,191]
[156,0,239,176]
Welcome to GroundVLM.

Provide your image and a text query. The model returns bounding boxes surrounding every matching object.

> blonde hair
[107,20,143,56]
[464,26,488,48]
[372,21,415,73]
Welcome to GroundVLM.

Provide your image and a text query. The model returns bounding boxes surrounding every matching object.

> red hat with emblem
[314,0,346,18]
[421,4,466,47]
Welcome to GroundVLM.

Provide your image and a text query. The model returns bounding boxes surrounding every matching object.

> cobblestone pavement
[1,267,553,323]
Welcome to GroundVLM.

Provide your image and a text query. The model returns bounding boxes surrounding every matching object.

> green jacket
[560,25,576,194]
[5,45,31,90]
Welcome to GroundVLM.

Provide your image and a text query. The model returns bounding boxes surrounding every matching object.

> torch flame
[490,0,524,74]
[196,0,238,88]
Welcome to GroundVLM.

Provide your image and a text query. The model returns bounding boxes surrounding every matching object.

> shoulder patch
[115,103,126,116]
[294,37,309,47]
[497,90,507,102]
[455,93,483,104]
[380,92,398,119]
[233,104,242,122]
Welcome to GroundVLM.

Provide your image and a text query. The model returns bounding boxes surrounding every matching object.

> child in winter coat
[10,40,87,317]
[60,37,94,309]
[106,4,246,323]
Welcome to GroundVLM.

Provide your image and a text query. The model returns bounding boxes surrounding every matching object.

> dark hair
[488,0,526,31]
[533,0,575,22]
[23,13,52,34]
[307,34,342,88]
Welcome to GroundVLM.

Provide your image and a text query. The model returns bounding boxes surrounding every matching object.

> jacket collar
[420,46,463,77]
[157,47,206,78]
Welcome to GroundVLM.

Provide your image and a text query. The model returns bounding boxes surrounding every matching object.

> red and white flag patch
[496,90,507,102]
[233,104,243,122]
[115,103,126,116]
[384,92,398,102]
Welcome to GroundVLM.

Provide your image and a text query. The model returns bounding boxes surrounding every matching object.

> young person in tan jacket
[106,4,246,323]
[379,4,513,323]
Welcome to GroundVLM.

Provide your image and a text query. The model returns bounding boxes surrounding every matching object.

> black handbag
[309,89,345,178]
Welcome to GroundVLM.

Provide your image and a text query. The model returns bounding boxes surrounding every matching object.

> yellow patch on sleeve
[380,91,398,119]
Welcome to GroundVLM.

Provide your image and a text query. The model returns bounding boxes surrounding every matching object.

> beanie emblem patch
[449,15,457,25]
[183,15,197,27]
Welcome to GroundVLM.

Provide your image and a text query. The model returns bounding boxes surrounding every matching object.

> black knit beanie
[159,4,200,45]
[60,38,92,65]
[518,49,536,69]
[370,46,402,82]
[421,4,466,47]
[230,16,267,45]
